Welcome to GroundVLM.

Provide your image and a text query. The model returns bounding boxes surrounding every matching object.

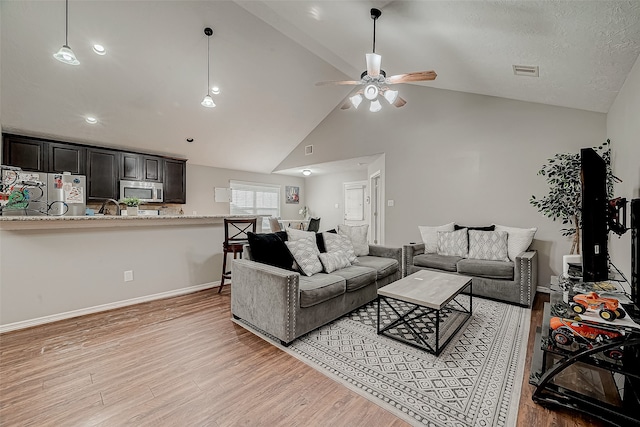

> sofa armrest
[402,243,425,277]
[514,250,538,307]
[368,244,402,266]
[231,258,300,344]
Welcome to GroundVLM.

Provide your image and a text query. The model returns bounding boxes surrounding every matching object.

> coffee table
[377,270,473,355]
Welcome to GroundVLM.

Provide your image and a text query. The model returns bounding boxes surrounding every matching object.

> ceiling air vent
[305,145,313,155]
[513,65,539,77]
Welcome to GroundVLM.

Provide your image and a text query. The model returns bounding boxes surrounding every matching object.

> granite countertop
[0,214,261,230]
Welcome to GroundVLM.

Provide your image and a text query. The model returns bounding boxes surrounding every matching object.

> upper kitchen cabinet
[120,152,141,181]
[163,159,187,203]
[48,142,86,175]
[2,134,46,171]
[142,156,163,183]
[86,148,118,200]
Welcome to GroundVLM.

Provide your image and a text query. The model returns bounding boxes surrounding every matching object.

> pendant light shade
[54,0,79,65]
[201,27,216,108]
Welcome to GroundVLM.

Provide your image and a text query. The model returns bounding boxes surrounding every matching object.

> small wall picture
[286,186,300,204]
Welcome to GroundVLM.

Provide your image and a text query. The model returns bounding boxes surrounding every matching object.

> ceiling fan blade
[340,100,352,110]
[393,96,407,108]
[366,53,381,77]
[387,71,437,84]
[315,80,362,86]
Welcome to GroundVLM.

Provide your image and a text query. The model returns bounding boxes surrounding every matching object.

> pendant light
[201,27,216,108]
[53,0,79,65]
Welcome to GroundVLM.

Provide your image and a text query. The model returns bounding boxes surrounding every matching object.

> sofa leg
[232,314,240,320]
[280,339,292,347]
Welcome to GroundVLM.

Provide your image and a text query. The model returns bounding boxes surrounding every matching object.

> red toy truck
[549,317,624,360]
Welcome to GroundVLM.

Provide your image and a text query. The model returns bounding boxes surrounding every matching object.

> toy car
[570,292,627,321]
[549,316,624,360]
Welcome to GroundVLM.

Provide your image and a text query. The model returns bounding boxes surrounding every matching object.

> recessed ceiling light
[85,116,98,124]
[302,169,312,176]
[92,44,106,55]
[211,86,220,95]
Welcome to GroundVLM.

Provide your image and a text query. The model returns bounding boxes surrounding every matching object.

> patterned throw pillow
[494,224,537,261]
[286,227,316,242]
[468,230,509,262]
[418,222,455,254]
[337,224,369,256]
[437,228,468,257]
[285,237,323,276]
[322,232,358,263]
[318,251,351,274]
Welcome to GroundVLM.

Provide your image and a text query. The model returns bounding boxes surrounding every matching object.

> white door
[343,181,368,227]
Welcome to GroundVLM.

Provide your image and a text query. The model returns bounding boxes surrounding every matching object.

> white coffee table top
[378,269,472,309]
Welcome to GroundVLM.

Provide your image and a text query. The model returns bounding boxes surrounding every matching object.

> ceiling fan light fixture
[383,89,399,104]
[350,93,363,109]
[201,94,216,108]
[369,99,382,113]
[364,84,379,101]
[366,53,381,77]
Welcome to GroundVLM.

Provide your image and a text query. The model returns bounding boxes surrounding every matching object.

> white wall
[305,169,368,231]
[183,164,305,219]
[607,53,640,282]
[278,86,608,285]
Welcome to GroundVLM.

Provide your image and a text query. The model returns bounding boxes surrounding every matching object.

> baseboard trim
[0,281,220,334]
[537,285,551,294]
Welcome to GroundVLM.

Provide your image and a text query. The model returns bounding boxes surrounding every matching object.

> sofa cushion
[298,274,346,308]
[419,222,455,254]
[331,265,377,292]
[356,255,398,280]
[437,228,468,257]
[457,258,514,280]
[413,254,462,272]
[247,231,294,271]
[468,230,509,262]
[285,237,323,276]
[323,232,358,263]
[318,251,352,273]
[337,224,369,256]
[494,224,537,261]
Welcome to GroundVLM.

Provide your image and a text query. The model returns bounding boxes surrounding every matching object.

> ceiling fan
[316,8,437,112]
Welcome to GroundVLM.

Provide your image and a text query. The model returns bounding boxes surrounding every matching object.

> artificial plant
[530,139,616,254]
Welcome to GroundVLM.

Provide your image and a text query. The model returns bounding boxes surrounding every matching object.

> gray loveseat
[231,243,401,346]
[403,243,537,307]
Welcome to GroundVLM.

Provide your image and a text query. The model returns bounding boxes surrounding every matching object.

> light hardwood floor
[0,289,604,426]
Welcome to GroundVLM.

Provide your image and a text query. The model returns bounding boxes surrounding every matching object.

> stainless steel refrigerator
[1,170,86,216]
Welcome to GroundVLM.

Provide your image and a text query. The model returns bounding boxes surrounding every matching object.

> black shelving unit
[530,282,640,426]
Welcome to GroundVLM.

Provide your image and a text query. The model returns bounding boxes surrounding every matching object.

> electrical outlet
[124,270,134,282]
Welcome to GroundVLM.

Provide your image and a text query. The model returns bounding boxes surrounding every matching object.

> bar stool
[219,218,257,293]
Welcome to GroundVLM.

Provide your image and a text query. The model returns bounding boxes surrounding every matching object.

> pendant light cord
[372,16,376,53]
[65,0,69,46]
[207,35,210,95]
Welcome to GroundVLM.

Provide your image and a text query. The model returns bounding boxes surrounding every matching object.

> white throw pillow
[337,224,369,256]
[286,227,316,243]
[437,228,468,257]
[285,237,323,276]
[318,251,352,274]
[419,222,455,254]
[468,230,509,262]
[494,224,537,261]
[322,232,358,263]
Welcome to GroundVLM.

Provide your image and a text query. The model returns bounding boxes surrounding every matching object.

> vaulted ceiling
[2,1,639,173]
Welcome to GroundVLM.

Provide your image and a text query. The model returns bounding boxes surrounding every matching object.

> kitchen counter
[0,214,261,230]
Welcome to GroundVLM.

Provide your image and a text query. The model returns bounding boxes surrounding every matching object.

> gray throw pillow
[322,232,358,263]
[468,230,509,262]
[285,237,323,276]
[318,251,351,273]
[437,228,468,257]
[337,224,369,256]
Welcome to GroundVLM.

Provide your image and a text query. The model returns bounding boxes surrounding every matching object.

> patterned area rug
[235,297,530,427]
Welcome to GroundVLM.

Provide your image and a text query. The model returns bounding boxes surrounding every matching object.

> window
[230,180,280,231]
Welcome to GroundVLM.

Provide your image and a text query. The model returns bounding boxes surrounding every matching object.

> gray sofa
[231,244,401,345]
[403,243,537,307]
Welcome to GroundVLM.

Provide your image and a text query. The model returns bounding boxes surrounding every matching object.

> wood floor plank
[0,288,607,426]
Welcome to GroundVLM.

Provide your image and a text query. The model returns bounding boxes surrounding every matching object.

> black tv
[580,148,609,282]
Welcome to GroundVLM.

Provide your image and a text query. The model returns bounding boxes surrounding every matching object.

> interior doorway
[343,181,368,228]
[370,172,381,244]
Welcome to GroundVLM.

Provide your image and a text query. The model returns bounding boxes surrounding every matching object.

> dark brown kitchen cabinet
[120,152,141,180]
[142,156,163,183]
[86,148,118,200]
[48,142,85,175]
[163,159,186,203]
[2,135,46,171]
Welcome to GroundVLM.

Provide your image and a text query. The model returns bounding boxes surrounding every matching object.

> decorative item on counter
[299,205,308,219]
[121,197,140,217]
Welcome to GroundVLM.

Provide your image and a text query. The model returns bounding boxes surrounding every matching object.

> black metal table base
[376,283,472,355]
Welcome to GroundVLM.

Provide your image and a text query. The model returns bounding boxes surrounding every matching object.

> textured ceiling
[2,1,639,174]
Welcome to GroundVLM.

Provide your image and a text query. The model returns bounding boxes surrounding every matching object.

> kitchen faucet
[98,199,121,215]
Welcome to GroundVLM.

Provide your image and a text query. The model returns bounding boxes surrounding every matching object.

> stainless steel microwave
[120,180,163,203]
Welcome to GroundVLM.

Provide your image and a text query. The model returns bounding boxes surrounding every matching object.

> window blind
[230,180,280,230]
